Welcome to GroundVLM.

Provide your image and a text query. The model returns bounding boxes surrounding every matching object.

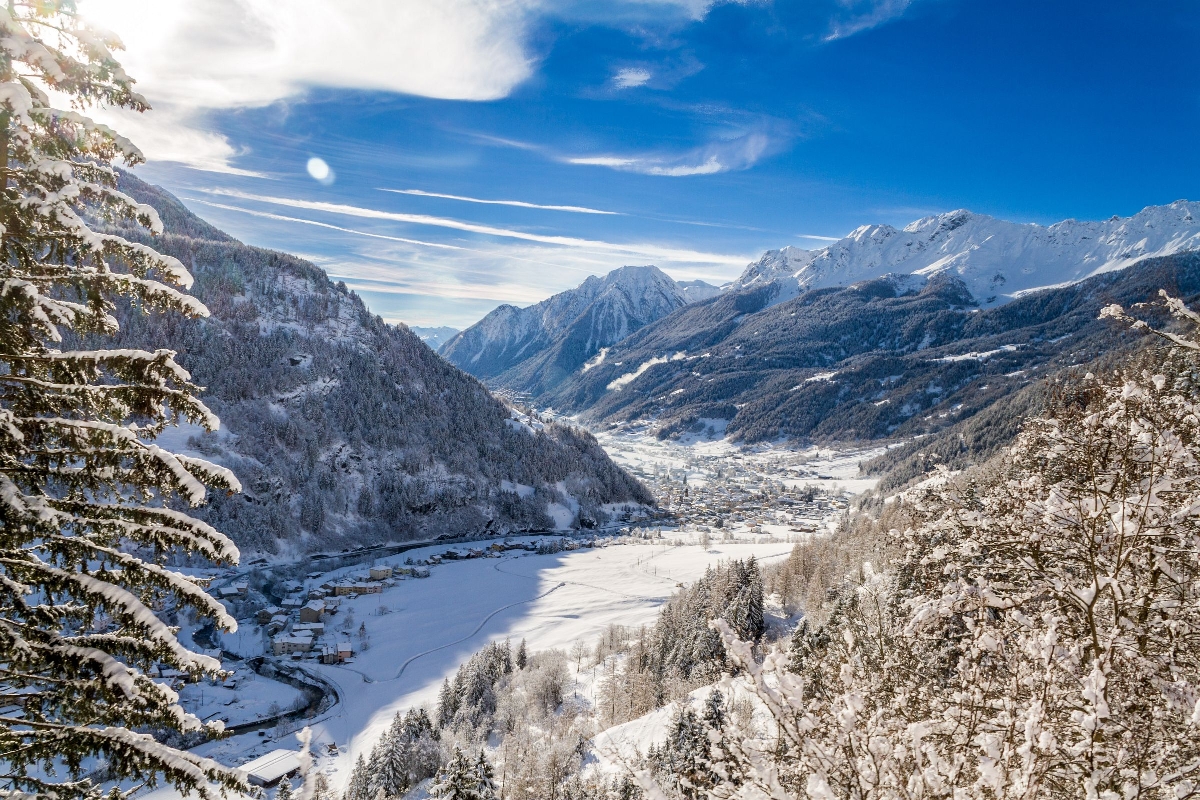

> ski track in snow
[394,580,568,679]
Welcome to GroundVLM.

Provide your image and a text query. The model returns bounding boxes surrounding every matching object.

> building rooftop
[240,749,300,786]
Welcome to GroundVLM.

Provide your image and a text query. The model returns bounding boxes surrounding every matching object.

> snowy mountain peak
[734,200,1200,307]
[441,265,718,384]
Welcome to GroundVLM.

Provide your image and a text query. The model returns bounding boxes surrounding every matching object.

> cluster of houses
[422,540,538,564]
[631,454,849,535]
[251,563,435,664]
[259,585,350,664]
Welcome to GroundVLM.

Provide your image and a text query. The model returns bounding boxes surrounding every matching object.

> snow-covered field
[175,666,307,728]
[153,425,890,798]
[183,537,794,790]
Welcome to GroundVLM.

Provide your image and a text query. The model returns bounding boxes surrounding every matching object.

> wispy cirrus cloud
[189,199,468,249]
[199,188,751,266]
[566,131,771,176]
[196,204,751,327]
[379,188,621,215]
[825,0,914,41]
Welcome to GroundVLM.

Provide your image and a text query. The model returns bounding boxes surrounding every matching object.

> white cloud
[825,0,913,40]
[566,132,770,177]
[75,0,538,172]
[379,188,620,215]
[613,67,652,89]
[189,199,467,250]
[645,157,724,176]
[200,188,751,265]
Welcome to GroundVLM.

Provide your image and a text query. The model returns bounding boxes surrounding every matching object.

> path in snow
[394,581,567,679]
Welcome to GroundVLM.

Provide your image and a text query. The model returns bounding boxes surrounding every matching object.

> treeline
[595,558,764,727]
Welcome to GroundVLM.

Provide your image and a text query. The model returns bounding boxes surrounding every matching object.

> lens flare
[306,157,334,184]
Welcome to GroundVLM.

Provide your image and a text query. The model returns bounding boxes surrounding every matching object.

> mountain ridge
[440,265,717,395]
[735,200,1200,308]
[540,252,1200,447]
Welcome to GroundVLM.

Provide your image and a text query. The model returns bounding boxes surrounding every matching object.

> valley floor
[155,431,886,798]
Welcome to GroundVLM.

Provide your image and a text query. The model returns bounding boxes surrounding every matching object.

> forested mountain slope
[92,173,652,555]
[546,253,1200,445]
[440,265,718,396]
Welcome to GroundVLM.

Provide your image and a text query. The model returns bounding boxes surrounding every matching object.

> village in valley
[159,430,878,789]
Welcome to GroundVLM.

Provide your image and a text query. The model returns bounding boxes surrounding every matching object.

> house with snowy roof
[240,749,300,787]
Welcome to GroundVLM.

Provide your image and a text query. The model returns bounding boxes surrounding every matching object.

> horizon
[76,0,1200,328]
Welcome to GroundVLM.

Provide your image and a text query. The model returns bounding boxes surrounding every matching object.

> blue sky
[80,0,1200,328]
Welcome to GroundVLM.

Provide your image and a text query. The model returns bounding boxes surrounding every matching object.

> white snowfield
[734,200,1200,308]
[179,537,794,793]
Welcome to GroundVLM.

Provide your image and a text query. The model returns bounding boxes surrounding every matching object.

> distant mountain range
[410,326,460,350]
[440,265,718,397]
[735,201,1200,307]
[99,174,651,555]
[446,202,1200,454]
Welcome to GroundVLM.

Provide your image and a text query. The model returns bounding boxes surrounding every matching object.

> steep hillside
[93,174,652,555]
[440,266,716,395]
[735,201,1200,308]
[545,253,1200,445]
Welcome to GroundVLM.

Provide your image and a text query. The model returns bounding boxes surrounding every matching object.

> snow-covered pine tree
[276,779,295,800]
[369,712,423,799]
[516,639,527,670]
[430,747,477,800]
[650,708,715,800]
[474,751,496,800]
[397,708,442,788]
[437,677,458,728]
[344,755,371,800]
[743,556,764,638]
[0,3,245,799]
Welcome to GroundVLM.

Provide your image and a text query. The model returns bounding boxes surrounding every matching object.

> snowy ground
[179,537,793,790]
[155,427,888,797]
[175,666,307,728]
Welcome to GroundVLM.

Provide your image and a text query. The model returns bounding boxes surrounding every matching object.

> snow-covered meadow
[182,536,795,790]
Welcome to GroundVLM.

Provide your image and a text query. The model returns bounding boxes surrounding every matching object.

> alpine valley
[446,202,1200,480]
